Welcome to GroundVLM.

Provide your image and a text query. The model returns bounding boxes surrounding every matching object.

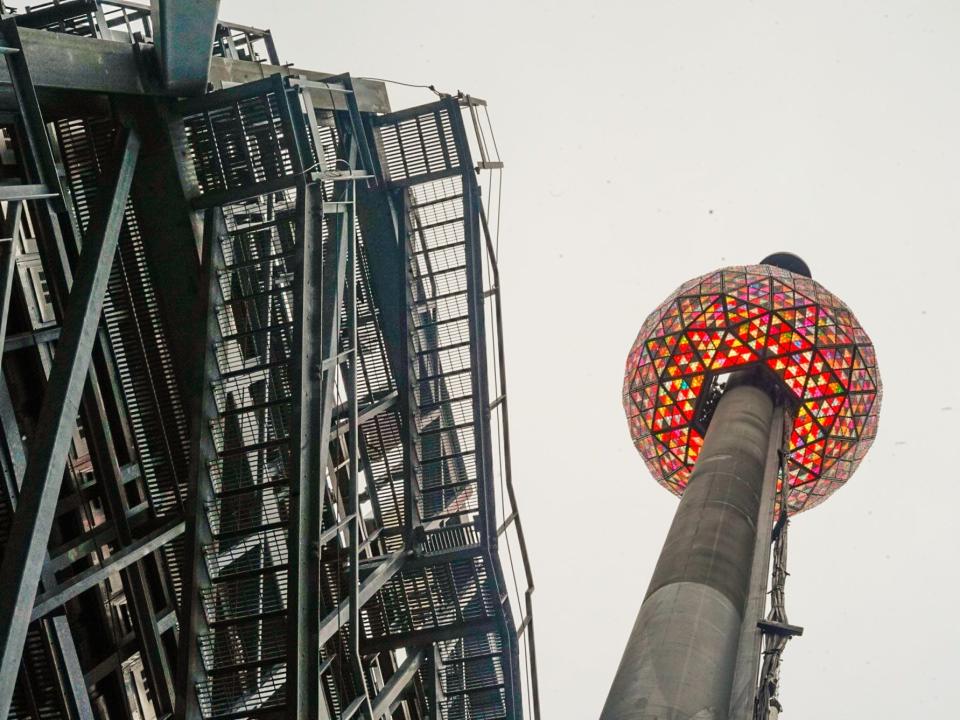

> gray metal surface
[152,0,221,95]
[604,582,742,720]
[601,373,778,720]
[728,405,786,719]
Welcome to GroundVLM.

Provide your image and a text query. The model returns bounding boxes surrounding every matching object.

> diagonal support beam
[369,648,425,720]
[0,347,95,720]
[0,200,24,351]
[31,518,185,621]
[174,206,227,720]
[319,550,407,647]
[0,127,140,720]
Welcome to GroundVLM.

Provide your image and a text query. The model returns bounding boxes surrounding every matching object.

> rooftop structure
[0,3,538,719]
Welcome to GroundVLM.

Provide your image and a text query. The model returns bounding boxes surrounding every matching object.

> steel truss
[0,3,537,720]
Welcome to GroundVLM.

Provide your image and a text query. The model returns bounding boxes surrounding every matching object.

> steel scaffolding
[0,3,538,719]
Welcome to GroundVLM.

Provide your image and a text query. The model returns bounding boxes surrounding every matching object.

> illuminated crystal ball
[623,264,881,514]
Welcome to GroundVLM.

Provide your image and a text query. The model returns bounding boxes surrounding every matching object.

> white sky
[226,2,960,717]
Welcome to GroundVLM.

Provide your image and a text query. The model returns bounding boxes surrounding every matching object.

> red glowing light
[623,265,882,514]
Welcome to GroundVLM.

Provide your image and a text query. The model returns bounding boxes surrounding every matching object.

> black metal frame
[0,4,538,719]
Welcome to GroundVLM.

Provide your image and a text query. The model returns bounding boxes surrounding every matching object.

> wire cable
[356,77,448,98]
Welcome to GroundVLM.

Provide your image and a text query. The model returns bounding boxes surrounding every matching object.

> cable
[356,77,448,98]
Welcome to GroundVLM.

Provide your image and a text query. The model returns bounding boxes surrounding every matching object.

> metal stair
[178,73,385,720]
[173,71,536,720]
[360,98,517,720]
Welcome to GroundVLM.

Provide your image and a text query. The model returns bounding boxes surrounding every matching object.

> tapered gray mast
[601,371,781,720]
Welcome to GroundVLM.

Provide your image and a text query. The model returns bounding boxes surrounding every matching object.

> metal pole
[287,182,327,720]
[600,369,782,720]
[345,178,369,711]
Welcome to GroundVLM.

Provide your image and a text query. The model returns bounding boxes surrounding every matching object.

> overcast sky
[225,2,960,717]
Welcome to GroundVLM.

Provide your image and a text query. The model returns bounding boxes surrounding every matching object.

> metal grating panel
[180,77,310,207]
[56,115,192,603]
[373,105,462,186]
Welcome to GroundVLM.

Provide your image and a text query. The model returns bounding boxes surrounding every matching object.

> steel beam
[369,648,425,720]
[344,174,372,715]
[150,0,221,95]
[47,615,95,720]
[425,644,445,718]
[319,550,408,647]
[288,181,347,720]
[0,183,58,201]
[361,619,500,656]
[0,200,23,355]
[31,518,184,621]
[174,207,227,720]
[4,26,389,112]
[3,326,61,352]
[332,391,398,438]
[0,128,140,720]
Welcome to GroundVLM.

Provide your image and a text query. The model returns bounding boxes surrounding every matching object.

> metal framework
[0,3,538,719]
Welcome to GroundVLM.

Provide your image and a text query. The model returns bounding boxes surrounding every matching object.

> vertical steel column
[399,190,419,550]
[425,644,445,718]
[151,0,221,95]
[600,370,783,720]
[344,178,370,712]
[0,128,140,720]
[287,182,346,720]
